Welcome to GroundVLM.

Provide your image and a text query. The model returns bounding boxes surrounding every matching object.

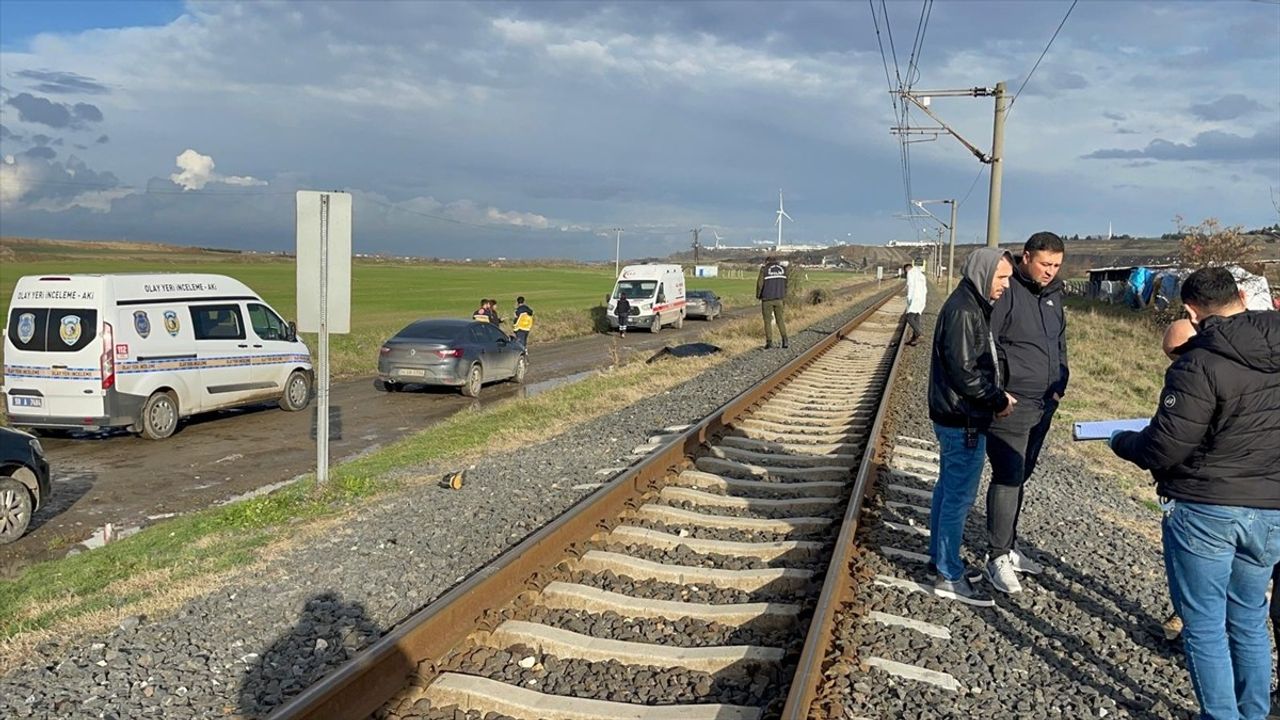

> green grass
[1,251,859,377]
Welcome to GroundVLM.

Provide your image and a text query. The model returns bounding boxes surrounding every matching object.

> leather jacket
[928,278,1010,429]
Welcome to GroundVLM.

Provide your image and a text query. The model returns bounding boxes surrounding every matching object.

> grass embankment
[1054,299,1172,510]
[0,282,891,667]
[0,241,861,377]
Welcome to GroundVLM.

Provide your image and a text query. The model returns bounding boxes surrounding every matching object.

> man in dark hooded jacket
[1109,267,1280,720]
[926,247,1016,607]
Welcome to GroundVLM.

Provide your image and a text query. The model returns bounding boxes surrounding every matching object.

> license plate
[397,368,426,377]
[9,396,43,408]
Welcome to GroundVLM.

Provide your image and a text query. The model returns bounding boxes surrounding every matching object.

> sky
[0,0,1277,260]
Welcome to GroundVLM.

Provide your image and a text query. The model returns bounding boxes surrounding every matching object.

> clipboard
[1072,418,1150,441]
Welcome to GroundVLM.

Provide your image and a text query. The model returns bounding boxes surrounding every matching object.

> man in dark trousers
[615,293,631,337]
[757,256,789,349]
[982,231,1068,594]
[1109,267,1280,720]
[512,296,534,347]
[927,247,1016,607]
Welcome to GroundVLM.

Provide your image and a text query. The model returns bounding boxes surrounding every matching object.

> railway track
[268,291,908,720]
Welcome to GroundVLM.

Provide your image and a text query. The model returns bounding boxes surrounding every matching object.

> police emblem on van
[60,315,82,346]
[16,313,36,344]
[163,310,180,336]
[134,310,151,339]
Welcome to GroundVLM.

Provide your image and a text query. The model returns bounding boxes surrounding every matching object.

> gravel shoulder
[0,292,889,720]
[818,290,1201,719]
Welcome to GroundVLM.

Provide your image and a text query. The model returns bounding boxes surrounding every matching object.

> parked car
[376,319,527,397]
[0,426,52,544]
[685,290,722,320]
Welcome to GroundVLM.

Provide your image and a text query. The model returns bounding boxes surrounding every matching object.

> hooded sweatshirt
[927,248,1014,429]
[1112,310,1280,508]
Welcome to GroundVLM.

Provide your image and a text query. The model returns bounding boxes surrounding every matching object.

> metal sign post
[296,191,352,484]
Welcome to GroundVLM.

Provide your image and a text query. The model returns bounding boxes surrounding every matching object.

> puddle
[522,370,597,399]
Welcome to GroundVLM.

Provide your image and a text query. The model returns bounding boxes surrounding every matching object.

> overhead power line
[1009,0,1080,113]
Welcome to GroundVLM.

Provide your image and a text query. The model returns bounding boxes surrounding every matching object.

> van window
[191,305,246,340]
[7,307,98,352]
[248,303,287,341]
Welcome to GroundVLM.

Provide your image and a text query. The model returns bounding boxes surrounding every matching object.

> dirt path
[0,283,874,573]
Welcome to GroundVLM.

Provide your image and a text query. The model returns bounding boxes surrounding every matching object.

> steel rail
[267,285,903,720]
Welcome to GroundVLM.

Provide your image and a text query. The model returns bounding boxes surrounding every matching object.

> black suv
[0,426,52,544]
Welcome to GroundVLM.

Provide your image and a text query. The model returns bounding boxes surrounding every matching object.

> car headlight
[29,438,44,457]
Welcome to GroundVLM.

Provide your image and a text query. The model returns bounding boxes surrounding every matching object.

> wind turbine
[774,189,793,252]
[712,230,724,249]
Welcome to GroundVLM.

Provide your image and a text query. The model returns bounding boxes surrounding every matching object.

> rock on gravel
[0,294,888,720]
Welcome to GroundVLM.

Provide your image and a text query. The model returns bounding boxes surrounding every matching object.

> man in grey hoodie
[926,247,1016,606]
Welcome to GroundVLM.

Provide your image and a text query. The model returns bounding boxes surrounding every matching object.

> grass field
[0,238,862,377]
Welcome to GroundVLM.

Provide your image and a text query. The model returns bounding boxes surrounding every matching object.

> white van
[2,274,313,439]
[607,264,686,333]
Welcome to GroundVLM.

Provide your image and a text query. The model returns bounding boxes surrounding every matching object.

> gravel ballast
[0,293,888,720]
[815,292,1203,719]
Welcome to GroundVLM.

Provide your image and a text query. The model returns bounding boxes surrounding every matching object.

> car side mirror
[287,321,298,342]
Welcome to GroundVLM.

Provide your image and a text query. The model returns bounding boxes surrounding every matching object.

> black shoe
[781,340,789,348]
[764,342,774,349]
[934,574,996,607]
[907,338,920,346]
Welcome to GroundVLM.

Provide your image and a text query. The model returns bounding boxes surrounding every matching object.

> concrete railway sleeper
[265,290,909,720]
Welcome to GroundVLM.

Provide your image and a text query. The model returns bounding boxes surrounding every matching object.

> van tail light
[101,322,116,390]
[435,348,463,358]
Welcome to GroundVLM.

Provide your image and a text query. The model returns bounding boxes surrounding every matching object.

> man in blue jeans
[1110,267,1280,720]
[926,247,1016,606]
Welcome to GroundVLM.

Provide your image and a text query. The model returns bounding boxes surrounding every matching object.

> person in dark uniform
[472,299,491,323]
[757,256,789,349]
[615,293,631,337]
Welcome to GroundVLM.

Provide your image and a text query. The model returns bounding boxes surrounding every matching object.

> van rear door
[4,303,105,423]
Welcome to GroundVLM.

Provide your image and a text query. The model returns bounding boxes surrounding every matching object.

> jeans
[985,397,1057,558]
[929,422,987,581]
[514,330,529,347]
[1163,501,1280,720]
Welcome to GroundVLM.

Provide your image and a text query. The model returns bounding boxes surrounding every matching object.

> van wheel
[139,391,179,440]
[511,356,528,384]
[0,477,34,545]
[650,315,661,334]
[461,364,483,398]
[280,370,311,412]
[674,313,684,330]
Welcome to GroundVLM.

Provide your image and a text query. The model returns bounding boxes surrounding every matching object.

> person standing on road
[927,247,1016,607]
[485,299,503,327]
[513,296,534,347]
[981,232,1069,594]
[615,293,631,337]
[757,256,789,349]
[472,298,492,323]
[1109,267,1280,720]
[903,262,927,346]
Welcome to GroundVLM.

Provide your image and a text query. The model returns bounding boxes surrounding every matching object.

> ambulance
[607,264,686,333]
[2,274,313,440]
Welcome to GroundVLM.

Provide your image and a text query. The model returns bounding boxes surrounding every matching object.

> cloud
[1083,122,1280,163]
[14,69,110,95]
[31,134,53,146]
[1102,111,1126,121]
[4,93,104,129]
[1115,127,1141,135]
[0,153,124,212]
[1188,93,1266,121]
[96,134,109,144]
[0,124,18,142]
[23,146,57,159]
[169,149,267,190]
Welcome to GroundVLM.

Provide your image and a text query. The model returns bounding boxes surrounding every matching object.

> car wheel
[0,477,34,545]
[139,391,179,440]
[279,370,311,412]
[511,356,528,384]
[460,364,483,397]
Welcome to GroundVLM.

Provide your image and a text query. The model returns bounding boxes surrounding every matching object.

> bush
[805,288,831,305]
[1175,215,1256,267]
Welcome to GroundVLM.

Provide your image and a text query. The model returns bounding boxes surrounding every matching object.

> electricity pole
[690,227,701,265]
[911,198,957,291]
[891,84,1006,249]
[609,228,624,276]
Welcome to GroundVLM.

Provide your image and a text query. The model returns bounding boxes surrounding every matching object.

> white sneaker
[984,554,1023,594]
[1009,548,1044,575]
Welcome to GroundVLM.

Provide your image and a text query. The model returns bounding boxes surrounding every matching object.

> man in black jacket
[757,257,789,349]
[1109,267,1280,720]
[982,232,1068,594]
[927,247,1017,607]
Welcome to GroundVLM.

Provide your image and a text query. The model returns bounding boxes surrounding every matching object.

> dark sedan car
[377,319,527,397]
[0,425,52,544]
[685,290,723,320]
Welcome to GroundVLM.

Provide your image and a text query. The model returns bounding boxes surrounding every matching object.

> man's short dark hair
[516,296,525,304]
[1181,267,1240,310]
[1024,232,1065,255]
[902,263,912,272]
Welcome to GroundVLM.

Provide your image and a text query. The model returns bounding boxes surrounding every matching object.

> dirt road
[1,285,875,572]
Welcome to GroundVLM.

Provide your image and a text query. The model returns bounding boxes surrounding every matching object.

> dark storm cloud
[96,134,110,144]
[31,134,52,145]
[1083,122,1280,163]
[1188,93,1266,121]
[73,103,104,123]
[14,69,110,95]
[4,93,104,129]
[24,146,57,159]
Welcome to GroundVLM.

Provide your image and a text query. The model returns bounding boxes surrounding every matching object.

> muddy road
[1,285,874,573]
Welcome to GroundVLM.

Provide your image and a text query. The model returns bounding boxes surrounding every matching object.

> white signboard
[296,191,352,334]
[695,265,719,278]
